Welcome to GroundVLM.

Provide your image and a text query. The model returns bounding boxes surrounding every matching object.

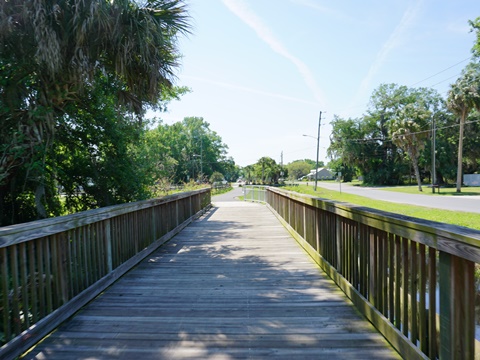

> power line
[336,118,480,144]
[409,56,472,87]
[338,56,475,119]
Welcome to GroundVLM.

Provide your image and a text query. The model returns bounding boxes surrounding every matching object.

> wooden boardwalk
[23,198,399,359]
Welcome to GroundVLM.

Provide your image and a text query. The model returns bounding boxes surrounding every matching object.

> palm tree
[0,0,189,215]
[447,62,480,193]
[391,103,431,192]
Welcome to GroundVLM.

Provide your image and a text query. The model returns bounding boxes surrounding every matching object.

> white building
[306,168,334,180]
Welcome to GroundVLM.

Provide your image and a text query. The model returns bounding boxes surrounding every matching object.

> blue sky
[149,0,479,167]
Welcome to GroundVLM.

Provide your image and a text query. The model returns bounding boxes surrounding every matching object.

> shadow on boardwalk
[23,199,399,359]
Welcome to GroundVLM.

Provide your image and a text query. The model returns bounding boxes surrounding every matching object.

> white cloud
[290,0,349,21]
[184,75,319,106]
[222,0,327,107]
[349,0,425,109]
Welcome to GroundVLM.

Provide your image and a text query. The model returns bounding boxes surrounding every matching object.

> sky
[148,0,479,167]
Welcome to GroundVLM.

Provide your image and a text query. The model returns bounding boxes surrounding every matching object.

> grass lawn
[380,184,480,196]
[283,184,480,231]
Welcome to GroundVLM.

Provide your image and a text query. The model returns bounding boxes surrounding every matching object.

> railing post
[439,251,475,359]
[105,219,113,273]
[175,200,179,227]
[336,216,342,272]
[368,231,376,307]
[151,207,157,241]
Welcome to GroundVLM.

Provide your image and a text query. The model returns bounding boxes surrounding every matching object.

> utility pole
[200,135,203,180]
[432,116,436,186]
[314,111,322,191]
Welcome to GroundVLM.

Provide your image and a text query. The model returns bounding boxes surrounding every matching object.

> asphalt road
[211,185,245,202]
[309,181,480,214]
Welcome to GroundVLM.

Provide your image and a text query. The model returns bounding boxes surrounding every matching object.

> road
[308,181,480,214]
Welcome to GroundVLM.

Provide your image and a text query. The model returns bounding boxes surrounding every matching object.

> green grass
[379,185,480,196]
[283,185,480,230]
[211,185,233,196]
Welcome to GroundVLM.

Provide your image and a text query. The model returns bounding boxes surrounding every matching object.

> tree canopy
[327,84,470,186]
[0,0,196,225]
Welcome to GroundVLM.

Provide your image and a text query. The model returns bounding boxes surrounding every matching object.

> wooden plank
[388,233,395,324]
[0,247,10,341]
[394,235,401,331]
[428,247,437,358]
[418,243,427,353]
[10,245,20,335]
[19,242,29,329]
[439,251,475,359]
[402,237,409,338]
[36,238,46,319]
[21,201,400,360]
[410,240,418,344]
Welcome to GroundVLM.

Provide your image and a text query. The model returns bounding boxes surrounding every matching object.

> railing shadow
[21,202,397,359]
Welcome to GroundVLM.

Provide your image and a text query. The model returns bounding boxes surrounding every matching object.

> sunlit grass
[283,185,480,230]
[380,185,480,196]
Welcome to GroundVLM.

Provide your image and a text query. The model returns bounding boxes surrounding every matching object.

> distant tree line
[240,158,327,185]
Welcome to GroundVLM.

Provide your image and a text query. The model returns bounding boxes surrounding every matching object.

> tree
[391,104,431,191]
[217,157,240,182]
[210,172,224,183]
[328,85,412,186]
[328,84,452,187]
[0,0,189,219]
[287,160,311,180]
[142,117,230,184]
[447,62,480,192]
[242,165,255,184]
[327,158,356,182]
[253,157,281,184]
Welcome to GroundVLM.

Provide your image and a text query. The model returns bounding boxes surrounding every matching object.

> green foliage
[145,117,231,184]
[210,171,225,183]
[447,61,480,192]
[470,16,480,58]
[211,185,233,196]
[286,160,312,180]
[0,0,191,225]
[327,158,356,182]
[328,84,464,186]
[252,157,283,184]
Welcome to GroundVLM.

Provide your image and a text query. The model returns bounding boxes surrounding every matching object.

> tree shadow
[23,203,398,359]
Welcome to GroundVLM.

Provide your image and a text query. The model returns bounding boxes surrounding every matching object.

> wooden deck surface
[23,198,399,359]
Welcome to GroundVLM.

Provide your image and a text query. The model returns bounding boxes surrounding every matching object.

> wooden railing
[0,188,211,359]
[266,187,480,360]
[243,185,267,203]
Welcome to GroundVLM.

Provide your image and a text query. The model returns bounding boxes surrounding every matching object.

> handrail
[0,188,211,359]
[243,185,267,203]
[266,187,480,360]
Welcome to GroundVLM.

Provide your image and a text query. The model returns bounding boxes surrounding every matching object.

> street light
[303,111,323,191]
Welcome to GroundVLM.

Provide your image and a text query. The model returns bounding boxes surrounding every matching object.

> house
[306,168,335,180]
